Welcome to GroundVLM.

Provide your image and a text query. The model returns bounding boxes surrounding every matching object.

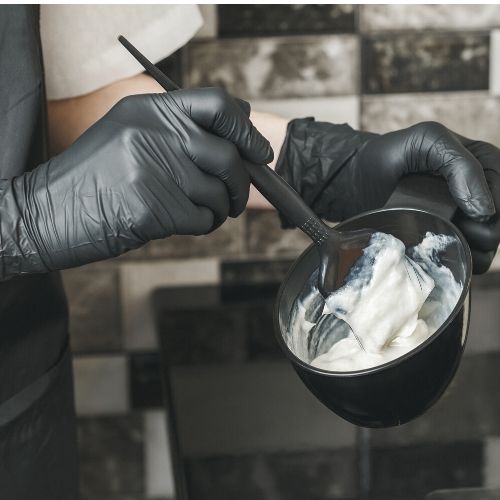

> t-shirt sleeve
[40,5,203,100]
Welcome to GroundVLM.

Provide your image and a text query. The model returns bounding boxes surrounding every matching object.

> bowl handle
[384,174,456,221]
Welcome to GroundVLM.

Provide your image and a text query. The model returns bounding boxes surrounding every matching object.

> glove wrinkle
[277,117,500,274]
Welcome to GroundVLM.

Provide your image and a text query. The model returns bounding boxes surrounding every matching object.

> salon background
[67,5,500,500]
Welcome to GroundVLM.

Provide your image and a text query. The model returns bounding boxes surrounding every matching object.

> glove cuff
[275,117,366,228]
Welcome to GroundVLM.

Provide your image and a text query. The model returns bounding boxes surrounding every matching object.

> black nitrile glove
[0,88,273,280]
[277,118,500,273]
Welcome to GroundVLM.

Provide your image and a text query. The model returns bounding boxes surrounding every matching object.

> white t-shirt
[40,5,202,100]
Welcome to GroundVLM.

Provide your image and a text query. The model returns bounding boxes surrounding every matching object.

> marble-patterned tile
[186,449,357,500]
[73,355,129,416]
[246,210,311,257]
[145,215,245,259]
[484,437,500,488]
[250,95,360,128]
[220,259,294,285]
[218,5,355,38]
[155,49,183,88]
[78,415,144,497]
[361,5,500,32]
[490,30,500,96]
[362,33,489,94]
[371,442,482,498]
[120,258,219,350]
[195,5,217,39]
[361,92,500,147]
[186,35,358,100]
[144,410,175,499]
[169,361,356,457]
[62,262,121,353]
[130,352,163,409]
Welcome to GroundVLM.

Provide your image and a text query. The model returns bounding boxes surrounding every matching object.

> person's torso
[0,5,68,402]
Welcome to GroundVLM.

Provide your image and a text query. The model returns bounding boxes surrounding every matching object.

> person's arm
[48,74,164,154]
[49,84,289,211]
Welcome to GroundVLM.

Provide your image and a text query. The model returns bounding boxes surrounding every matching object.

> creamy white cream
[287,232,462,372]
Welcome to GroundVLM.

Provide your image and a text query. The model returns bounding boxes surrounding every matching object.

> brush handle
[118,35,331,245]
[246,163,330,245]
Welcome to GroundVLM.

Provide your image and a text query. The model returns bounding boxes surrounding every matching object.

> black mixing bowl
[274,176,472,427]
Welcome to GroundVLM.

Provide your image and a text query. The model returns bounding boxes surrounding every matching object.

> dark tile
[218,5,355,38]
[159,307,248,365]
[155,48,183,87]
[78,415,144,497]
[246,303,282,360]
[221,259,294,285]
[246,210,310,257]
[130,352,163,409]
[186,35,358,99]
[371,353,500,447]
[185,449,357,500]
[371,442,483,498]
[62,262,121,353]
[145,216,244,259]
[362,33,489,94]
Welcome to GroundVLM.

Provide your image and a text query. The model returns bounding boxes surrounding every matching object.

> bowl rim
[273,206,473,378]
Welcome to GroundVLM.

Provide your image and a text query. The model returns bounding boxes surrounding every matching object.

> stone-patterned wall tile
[220,259,294,285]
[195,5,217,39]
[361,5,500,32]
[186,35,358,99]
[62,262,121,353]
[155,48,183,88]
[78,415,144,497]
[120,259,219,350]
[130,352,163,409]
[144,410,175,498]
[490,30,500,96]
[251,95,360,128]
[484,437,500,488]
[145,215,245,259]
[362,92,500,147]
[246,210,310,257]
[218,5,355,38]
[362,33,489,94]
[73,355,129,416]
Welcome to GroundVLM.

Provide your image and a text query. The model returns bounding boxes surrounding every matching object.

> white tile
[361,5,500,31]
[490,30,500,96]
[484,436,500,488]
[250,96,360,129]
[73,355,128,416]
[194,5,217,39]
[362,92,500,147]
[144,410,175,499]
[120,258,219,350]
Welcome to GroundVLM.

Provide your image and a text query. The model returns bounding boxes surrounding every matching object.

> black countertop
[153,261,500,500]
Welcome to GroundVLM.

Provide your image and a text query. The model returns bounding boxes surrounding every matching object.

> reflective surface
[155,263,500,500]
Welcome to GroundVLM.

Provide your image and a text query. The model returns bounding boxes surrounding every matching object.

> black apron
[0,6,79,499]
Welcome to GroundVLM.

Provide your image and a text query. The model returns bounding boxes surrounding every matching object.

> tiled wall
[66,5,500,499]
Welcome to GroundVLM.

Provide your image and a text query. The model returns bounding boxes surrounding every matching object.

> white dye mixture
[287,232,462,372]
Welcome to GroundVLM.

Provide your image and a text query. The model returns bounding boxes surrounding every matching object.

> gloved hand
[0,88,273,280]
[277,119,500,273]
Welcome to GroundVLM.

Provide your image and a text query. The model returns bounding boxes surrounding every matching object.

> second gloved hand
[0,88,273,279]
[277,119,500,273]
